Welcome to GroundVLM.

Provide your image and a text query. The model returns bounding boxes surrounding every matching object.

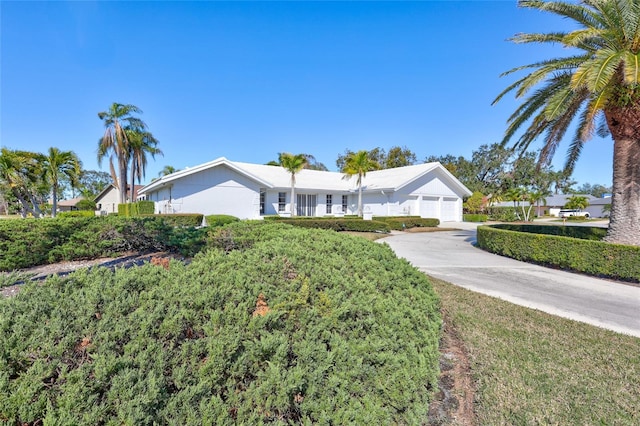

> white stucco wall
[95,187,121,214]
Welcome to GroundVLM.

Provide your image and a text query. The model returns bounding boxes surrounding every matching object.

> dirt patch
[428,308,476,425]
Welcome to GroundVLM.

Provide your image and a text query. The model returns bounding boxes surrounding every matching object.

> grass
[431,277,640,425]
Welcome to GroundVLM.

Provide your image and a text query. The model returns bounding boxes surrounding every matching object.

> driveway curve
[380,223,640,338]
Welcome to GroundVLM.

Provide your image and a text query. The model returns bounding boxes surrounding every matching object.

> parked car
[559,209,590,218]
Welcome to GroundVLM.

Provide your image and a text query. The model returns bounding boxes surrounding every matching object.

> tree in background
[336,146,416,171]
[41,147,82,217]
[575,182,612,198]
[267,153,328,171]
[278,153,308,216]
[126,128,162,202]
[158,165,179,177]
[341,150,381,217]
[97,103,147,204]
[77,170,111,199]
[493,0,640,245]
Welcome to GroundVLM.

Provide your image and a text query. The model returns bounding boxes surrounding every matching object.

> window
[326,194,332,215]
[278,192,286,213]
[342,195,348,214]
[260,189,266,215]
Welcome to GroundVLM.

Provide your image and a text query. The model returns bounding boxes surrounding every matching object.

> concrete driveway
[380,222,640,338]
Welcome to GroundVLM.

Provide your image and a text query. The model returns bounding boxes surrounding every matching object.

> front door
[296,194,317,217]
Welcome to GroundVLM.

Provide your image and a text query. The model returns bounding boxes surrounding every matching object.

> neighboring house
[137,157,472,222]
[94,184,143,214]
[544,194,597,217]
[55,197,85,212]
[585,196,611,218]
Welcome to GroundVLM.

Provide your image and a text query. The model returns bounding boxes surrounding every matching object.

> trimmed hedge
[118,201,156,216]
[205,214,240,227]
[463,214,488,223]
[477,224,640,282]
[275,218,390,233]
[0,223,441,424]
[490,224,607,241]
[374,217,440,230]
[56,210,95,218]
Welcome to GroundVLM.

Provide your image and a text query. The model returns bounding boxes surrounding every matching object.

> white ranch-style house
[137,158,472,222]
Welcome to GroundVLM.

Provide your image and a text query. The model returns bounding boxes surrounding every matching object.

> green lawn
[431,277,640,425]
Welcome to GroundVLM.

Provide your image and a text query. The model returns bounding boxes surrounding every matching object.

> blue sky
[1,0,614,188]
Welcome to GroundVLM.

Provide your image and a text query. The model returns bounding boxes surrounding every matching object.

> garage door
[420,196,439,219]
[441,197,459,222]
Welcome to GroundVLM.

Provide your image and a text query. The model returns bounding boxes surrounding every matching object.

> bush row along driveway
[381,222,640,338]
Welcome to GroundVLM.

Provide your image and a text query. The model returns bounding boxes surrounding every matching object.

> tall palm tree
[0,148,45,217]
[279,153,307,216]
[341,150,380,217]
[126,128,162,202]
[493,0,640,245]
[41,147,82,217]
[97,103,145,204]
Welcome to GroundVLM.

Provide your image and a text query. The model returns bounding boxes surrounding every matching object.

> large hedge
[275,218,391,233]
[0,223,441,424]
[0,216,206,271]
[374,217,440,230]
[477,224,640,282]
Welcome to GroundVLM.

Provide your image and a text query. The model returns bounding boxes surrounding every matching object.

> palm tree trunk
[290,178,296,216]
[130,161,136,204]
[357,173,363,217]
[604,134,640,245]
[52,182,58,218]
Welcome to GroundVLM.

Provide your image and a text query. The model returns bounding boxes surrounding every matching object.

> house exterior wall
[95,187,121,214]
[150,165,263,218]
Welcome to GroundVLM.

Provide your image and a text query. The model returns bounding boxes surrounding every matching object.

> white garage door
[441,197,459,222]
[420,196,439,219]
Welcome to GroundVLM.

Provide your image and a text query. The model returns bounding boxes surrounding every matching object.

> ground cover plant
[430,277,640,425]
[0,223,441,424]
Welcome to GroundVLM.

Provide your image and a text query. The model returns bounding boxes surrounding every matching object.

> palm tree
[0,148,44,217]
[126,128,162,202]
[41,147,82,217]
[341,150,380,217]
[493,0,640,245]
[97,103,146,204]
[158,165,178,177]
[279,153,307,216]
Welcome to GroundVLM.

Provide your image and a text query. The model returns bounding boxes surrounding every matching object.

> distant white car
[559,209,590,218]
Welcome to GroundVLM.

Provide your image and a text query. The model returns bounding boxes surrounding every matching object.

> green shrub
[57,210,95,218]
[0,225,441,424]
[75,199,97,211]
[464,214,488,222]
[154,214,204,227]
[487,206,519,222]
[118,203,130,216]
[205,214,240,227]
[375,217,440,230]
[477,225,640,282]
[0,216,205,271]
[491,224,607,241]
[276,218,390,233]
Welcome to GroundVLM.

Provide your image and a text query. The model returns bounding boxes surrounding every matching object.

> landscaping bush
[0,216,205,271]
[75,199,97,211]
[56,210,95,218]
[276,218,390,233]
[477,225,640,282]
[374,217,440,230]
[463,214,488,223]
[154,213,204,227]
[205,214,240,227]
[491,224,607,241]
[486,206,519,222]
[118,201,156,216]
[0,224,442,424]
